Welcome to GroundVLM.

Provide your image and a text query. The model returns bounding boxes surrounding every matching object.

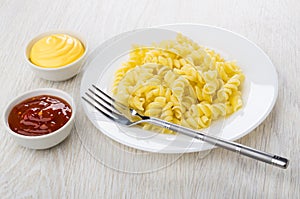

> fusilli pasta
[112,33,245,134]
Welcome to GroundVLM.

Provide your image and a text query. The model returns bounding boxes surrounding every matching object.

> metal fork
[82,84,289,169]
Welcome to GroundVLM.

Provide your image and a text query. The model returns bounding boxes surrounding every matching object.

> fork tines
[82,84,127,121]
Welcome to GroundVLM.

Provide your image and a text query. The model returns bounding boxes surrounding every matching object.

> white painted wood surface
[0,0,299,198]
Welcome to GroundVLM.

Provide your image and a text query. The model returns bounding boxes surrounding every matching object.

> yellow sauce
[29,34,85,68]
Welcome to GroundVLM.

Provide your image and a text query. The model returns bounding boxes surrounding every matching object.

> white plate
[80,24,278,153]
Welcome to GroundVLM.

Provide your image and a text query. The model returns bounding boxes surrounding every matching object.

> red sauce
[8,95,72,136]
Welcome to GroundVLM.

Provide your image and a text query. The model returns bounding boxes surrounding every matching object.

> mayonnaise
[29,34,85,68]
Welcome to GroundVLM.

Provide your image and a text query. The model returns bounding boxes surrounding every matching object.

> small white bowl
[25,31,88,81]
[3,88,76,149]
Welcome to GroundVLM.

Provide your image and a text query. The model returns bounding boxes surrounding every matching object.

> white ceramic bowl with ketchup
[3,88,76,149]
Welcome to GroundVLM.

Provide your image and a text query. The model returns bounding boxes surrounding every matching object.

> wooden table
[1,0,299,198]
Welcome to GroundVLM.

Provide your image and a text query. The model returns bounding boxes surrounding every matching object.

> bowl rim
[24,30,88,71]
[3,88,76,140]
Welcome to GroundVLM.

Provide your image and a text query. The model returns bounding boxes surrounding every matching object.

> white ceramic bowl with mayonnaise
[25,31,88,81]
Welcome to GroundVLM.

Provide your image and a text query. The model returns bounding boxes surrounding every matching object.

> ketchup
[8,95,72,136]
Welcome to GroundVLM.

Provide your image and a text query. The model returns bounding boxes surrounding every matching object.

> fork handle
[146,117,289,169]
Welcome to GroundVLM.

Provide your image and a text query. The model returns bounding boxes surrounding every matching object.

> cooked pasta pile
[112,33,244,134]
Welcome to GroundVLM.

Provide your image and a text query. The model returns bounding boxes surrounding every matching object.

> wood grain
[0,0,299,198]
